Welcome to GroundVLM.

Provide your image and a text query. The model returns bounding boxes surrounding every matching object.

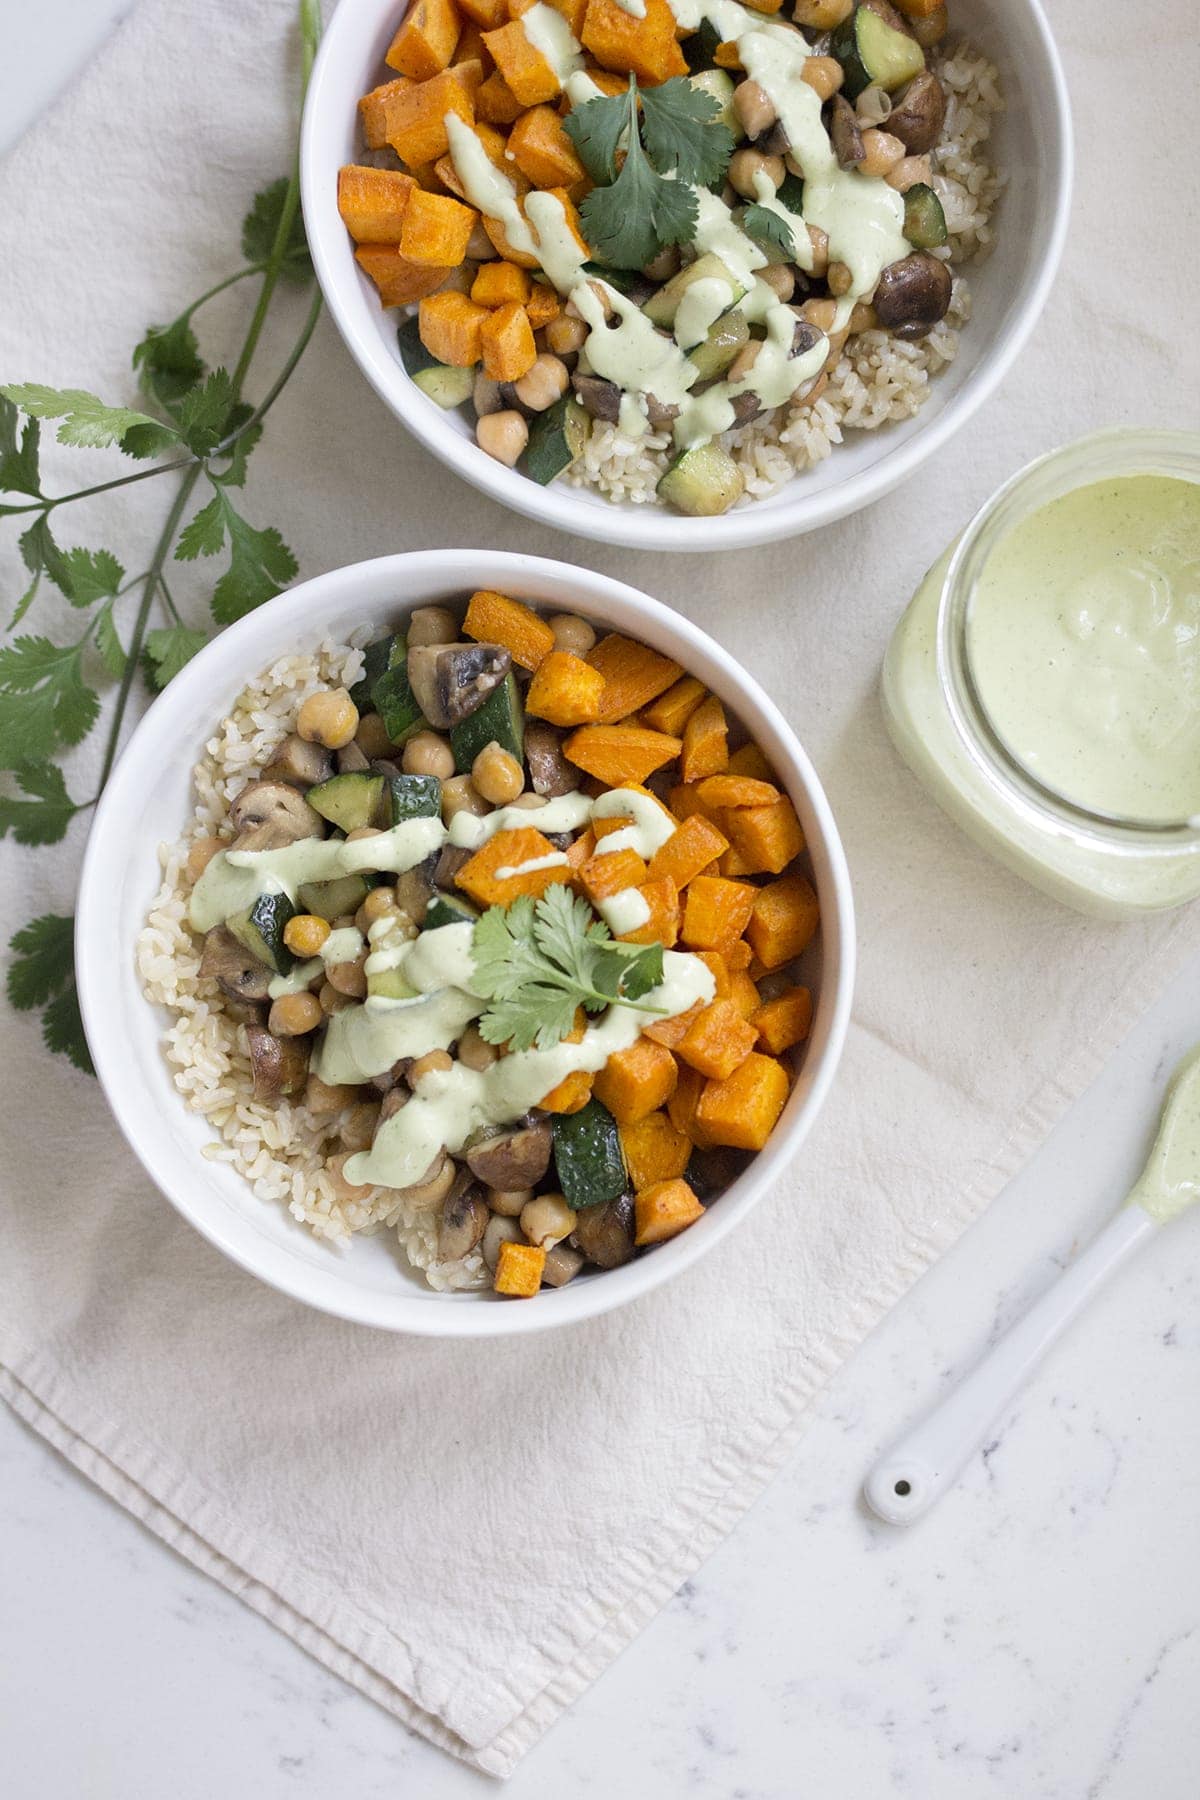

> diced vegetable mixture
[337,0,978,515]
[179,591,819,1296]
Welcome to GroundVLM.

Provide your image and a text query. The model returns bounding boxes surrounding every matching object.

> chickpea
[859,127,906,179]
[549,612,596,657]
[848,300,879,334]
[283,913,331,957]
[513,353,570,413]
[800,56,843,102]
[565,278,614,323]
[441,773,488,823]
[472,740,524,805]
[354,711,393,759]
[399,729,454,780]
[326,953,368,998]
[795,371,828,409]
[727,340,762,384]
[759,263,795,303]
[729,147,784,200]
[476,409,528,466]
[268,991,323,1037]
[792,0,852,27]
[488,1186,533,1217]
[319,981,354,1015]
[910,3,947,48]
[458,1024,499,1072]
[355,886,397,932]
[800,296,838,333]
[409,1049,453,1086]
[733,79,776,140]
[641,243,681,283]
[406,605,458,648]
[474,372,503,417]
[326,1151,371,1202]
[807,224,829,279]
[339,1101,381,1153]
[482,1214,522,1272]
[827,259,854,297]
[306,1072,357,1114]
[886,154,932,194]
[467,219,496,261]
[345,825,382,842]
[186,835,224,883]
[520,1193,577,1250]
[297,687,359,750]
[545,314,587,357]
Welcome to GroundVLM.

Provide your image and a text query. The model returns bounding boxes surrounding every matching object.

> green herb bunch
[563,74,735,270]
[471,885,666,1052]
[0,0,323,1072]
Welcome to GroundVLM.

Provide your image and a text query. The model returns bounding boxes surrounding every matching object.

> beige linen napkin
[1,0,1197,1776]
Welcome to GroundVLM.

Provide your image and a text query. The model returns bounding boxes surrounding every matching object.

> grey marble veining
[3,959,1199,1798]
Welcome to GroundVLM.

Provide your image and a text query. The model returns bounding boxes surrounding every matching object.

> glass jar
[882,429,1200,918]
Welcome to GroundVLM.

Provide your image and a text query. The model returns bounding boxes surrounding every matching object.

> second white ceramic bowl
[299,0,1072,552]
[77,551,854,1337]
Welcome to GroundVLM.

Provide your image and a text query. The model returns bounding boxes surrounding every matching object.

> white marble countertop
[2,14,1199,1800]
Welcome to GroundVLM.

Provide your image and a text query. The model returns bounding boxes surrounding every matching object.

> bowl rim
[298,0,1074,554]
[76,550,856,1337]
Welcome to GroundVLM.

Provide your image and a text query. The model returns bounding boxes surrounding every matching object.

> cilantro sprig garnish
[471,886,666,1053]
[0,0,322,1072]
[564,75,735,271]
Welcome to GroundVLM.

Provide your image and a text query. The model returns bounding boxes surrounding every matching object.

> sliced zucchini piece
[688,310,750,382]
[683,17,723,71]
[397,313,438,377]
[386,772,442,822]
[424,891,480,932]
[552,1099,628,1210]
[831,6,925,100]
[523,394,588,486]
[657,442,745,517]
[412,364,475,409]
[307,771,387,834]
[297,874,370,920]
[348,633,396,714]
[367,963,419,1000]
[227,892,295,975]
[903,182,948,249]
[371,637,425,746]
[687,68,737,133]
[450,670,525,770]
[581,261,647,298]
[644,252,748,328]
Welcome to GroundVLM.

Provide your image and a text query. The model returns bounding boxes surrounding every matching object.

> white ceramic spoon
[864,1043,1200,1525]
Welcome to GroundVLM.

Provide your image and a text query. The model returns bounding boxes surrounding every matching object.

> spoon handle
[863,1203,1157,1525]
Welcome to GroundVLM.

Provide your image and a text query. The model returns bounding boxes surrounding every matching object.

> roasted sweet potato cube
[481,298,538,378]
[356,245,455,308]
[477,69,525,122]
[400,188,479,266]
[494,1238,547,1295]
[527,650,606,726]
[525,281,563,329]
[721,795,805,875]
[726,970,761,1021]
[727,741,776,783]
[337,165,416,243]
[593,1034,678,1125]
[455,826,573,904]
[460,0,508,26]
[616,876,679,947]
[695,774,780,810]
[648,813,730,889]
[680,695,729,784]
[587,633,683,723]
[747,873,820,970]
[539,1070,594,1113]
[484,19,561,104]
[696,1052,790,1151]
[507,103,588,189]
[752,986,813,1055]
[510,0,587,31]
[386,0,462,80]
[564,725,682,785]
[681,876,757,953]
[418,290,491,365]
[667,1060,712,1147]
[580,846,648,903]
[677,999,758,1081]
[471,259,533,306]
[694,950,729,999]
[386,67,476,166]
[581,0,689,82]
[464,587,554,668]
[642,675,707,737]
[634,1178,705,1246]
[359,79,414,150]
[435,118,512,197]
[642,1000,703,1049]
[620,1111,692,1192]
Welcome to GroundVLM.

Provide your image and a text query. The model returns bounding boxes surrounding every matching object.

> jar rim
[936,427,1200,852]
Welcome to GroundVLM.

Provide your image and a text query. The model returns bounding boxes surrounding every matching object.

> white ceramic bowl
[299,0,1071,553]
[77,551,854,1336]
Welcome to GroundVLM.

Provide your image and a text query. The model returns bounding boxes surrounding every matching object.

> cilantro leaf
[175,494,226,560]
[640,77,734,187]
[242,178,312,280]
[577,80,700,269]
[0,634,98,767]
[741,203,797,258]
[0,397,41,496]
[211,497,297,622]
[132,316,206,410]
[0,383,172,452]
[94,602,128,678]
[60,547,124,608]
[177,368,236,457]
[8,914,92,1073]
[143,624,207,691]
[209,403,261,488]
[12,514,76,625]
[777,172,805,212]
[0,761,81,845]
[562,88,629,185]
[119,418,189,460]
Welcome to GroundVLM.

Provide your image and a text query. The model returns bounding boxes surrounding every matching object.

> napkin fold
[1,0,1196,1776]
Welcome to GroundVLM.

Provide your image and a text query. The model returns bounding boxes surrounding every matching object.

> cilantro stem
[158,572,183,624]
[221,285,323,448]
